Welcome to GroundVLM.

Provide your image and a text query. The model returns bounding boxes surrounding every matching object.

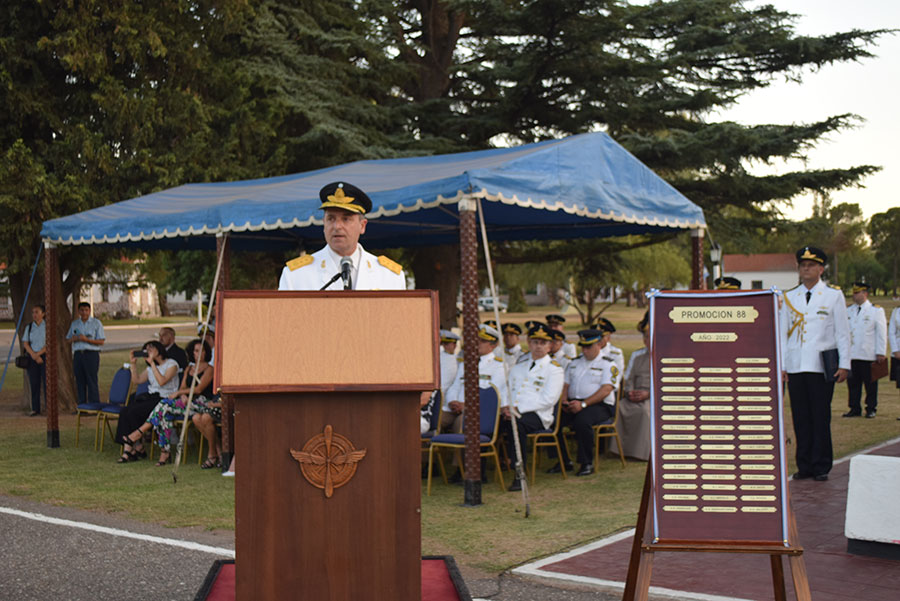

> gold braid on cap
[798,248,823,263]
[327,188,354,204]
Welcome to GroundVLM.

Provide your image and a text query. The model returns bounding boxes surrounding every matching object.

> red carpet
[197,557,469,601]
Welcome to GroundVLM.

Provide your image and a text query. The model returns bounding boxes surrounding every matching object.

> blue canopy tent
[41,132,705,251]
[37,132,707,489]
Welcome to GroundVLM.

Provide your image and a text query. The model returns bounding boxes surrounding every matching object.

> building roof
[723,253,796,273]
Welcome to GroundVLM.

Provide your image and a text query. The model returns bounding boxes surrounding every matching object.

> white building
[721,253,798,291]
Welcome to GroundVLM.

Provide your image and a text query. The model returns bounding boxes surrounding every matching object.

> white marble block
[845,454,900,544]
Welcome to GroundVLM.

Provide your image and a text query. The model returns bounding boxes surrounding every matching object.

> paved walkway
[514,438,900,601]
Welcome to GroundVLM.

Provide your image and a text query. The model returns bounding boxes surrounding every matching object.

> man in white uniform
[546,314,577,361]
[844,282,887,418]
[549,329,618,476]
[502,323,564,491]
[890,306,900,406]
[548,329,572,370]
[780,246,850,482]
[593,317,624,386]
[438,330,461,405]
[444,324,508,434]
[278,182,406,291]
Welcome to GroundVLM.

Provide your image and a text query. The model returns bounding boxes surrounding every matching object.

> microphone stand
[319,272,343,291]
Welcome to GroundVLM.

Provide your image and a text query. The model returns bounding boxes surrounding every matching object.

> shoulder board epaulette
[550,360,561,367]
[286,255,313,271]
[829,284,841,290]
[874,304,882,308]
[377,255,403,274]
[456,356,464,362]
[494,356,503,362]
[610,348,622,355]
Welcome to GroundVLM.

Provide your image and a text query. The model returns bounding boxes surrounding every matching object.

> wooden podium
[215,291,439,601]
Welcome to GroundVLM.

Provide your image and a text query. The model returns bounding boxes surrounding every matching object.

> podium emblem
[290,425,367,498]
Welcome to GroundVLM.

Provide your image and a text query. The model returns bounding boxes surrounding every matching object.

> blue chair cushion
[99,405,125,415]
[77,403,105,412]
[431,433,490,445]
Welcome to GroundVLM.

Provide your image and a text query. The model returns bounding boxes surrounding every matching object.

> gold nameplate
[663,494,698,501]
[700,415,733,421]
[662,444,697,450]
[737,406,771,412]
[663,473,698,480]
[742,495,777,502]
[737,386,771,392]
[699,386,733,392]
[661,377,696,383]
[700,434,735,440]
[737,377,770,383]
[741,474,775,480]
[699,396,733,402]
[661,358,695,364]
[699,367,733,373]
[701,454,736,460]
[661,454,698,460]
[738,424,772,431]
[737,367,770,373]
[741,464,775,471]
[741,484,776,491]
[742,507,777,513]
[662,395,695,401]
[702,484,736,490]
[668,306,759,323]
[698,377,733,383]
[662,415,694,421]
[703,463,736,470]
[702,474,736,480]
[738,415,772,421]
[661,386,695,392]
[662,425,695,430]
[662,405,696,411]
[661,367,695,373]
[702,506,738,513]
[743,454,775,461]
[663,463,698,470]
[663,505,699,512]
[740,444,774,450]
[699,405,732,412]
[662,434,696,440]
[737,396,770,402]
[663,483,698,490]
[739,434,773,440]
[702,494,737,502]
[690,332,738,342]
[699,425,734,431]
[735,358,770,364]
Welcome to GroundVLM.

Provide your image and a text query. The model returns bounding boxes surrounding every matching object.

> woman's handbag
[15,354,32,369]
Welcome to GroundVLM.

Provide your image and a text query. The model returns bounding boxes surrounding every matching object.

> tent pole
[44,242,60,448]
[459,195,482,505]
[691,229,706,290]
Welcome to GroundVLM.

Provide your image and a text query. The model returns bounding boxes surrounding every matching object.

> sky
[711,0,900,220]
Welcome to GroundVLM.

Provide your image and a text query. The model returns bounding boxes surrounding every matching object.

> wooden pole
[43,243,60,448]
[459,196,482,505]
[690,228,705,290]
[216,233,234,472]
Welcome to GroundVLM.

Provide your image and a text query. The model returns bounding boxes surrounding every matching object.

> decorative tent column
[458,196,482,505]
[691,228,706,290]
[216,233,234,471]
[43,242,60,448]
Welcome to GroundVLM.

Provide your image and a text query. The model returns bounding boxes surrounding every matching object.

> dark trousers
[26,361,46,413]
[847,359,878,413]
[500,411,545,475]
[788,372,835,477]
[114,392,161,444]
[73,350,100,405]
[557,403,615,466]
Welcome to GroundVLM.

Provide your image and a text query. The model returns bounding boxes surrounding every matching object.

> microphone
[340,257,352,290]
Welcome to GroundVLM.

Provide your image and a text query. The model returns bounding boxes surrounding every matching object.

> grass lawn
[1,301,899,574]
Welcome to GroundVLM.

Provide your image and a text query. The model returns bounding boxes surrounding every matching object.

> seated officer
[503,323,565,491]
[714,276,742,290]
[515,320,545,365]
[546,314,577,359]
[438,329,461,402]
[278,181,406,291]
[549,329,572,370]
[499,322,523,365]
[443,324,508,434]
[593,317,624,385]
[549,329,618,476]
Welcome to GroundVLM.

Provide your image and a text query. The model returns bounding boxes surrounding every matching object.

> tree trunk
[49,262,78,412]
[157,288,170,317]
[409,244,462,330]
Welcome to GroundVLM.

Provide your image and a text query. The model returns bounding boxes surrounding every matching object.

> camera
[133,349,148,358]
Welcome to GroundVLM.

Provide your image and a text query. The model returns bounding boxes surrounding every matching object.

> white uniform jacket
[278,245,406,291]
[847,300,887,361]
[889,307,900,355]
[604,343,625,387]
[565,353,617,406]
[779,280,851,373]
[445,352,508,409]
[550,349,571,371]
[561,341,577,362]
[439,348,459,404]
[507,354,564,429]
[494,344,523,367]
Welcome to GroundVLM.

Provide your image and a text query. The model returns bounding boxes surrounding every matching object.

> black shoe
[813,474,829,481]
[792,471,813,480]
[507,478,522,492]
[546,462,572,474]
[865,411,876,418]
[28,411,40,417]
[842,411,861,418]
[576,464,594,477]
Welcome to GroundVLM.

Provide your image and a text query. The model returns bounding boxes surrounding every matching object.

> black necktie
[530,361,535,370]
[805,291,811,304]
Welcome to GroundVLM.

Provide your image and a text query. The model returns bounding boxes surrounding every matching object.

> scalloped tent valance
[40,132,706,251]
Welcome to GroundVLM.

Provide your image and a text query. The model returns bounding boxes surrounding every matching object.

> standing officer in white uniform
[502,323,564,491]
[549,329,618,476]
[780,246,850,482]
[844,282,887,418]
[278,182,406,291]
[890,306,900,402]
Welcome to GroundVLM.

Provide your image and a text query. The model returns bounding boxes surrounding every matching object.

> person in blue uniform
[780,246,850,481]
[66,302,106,406]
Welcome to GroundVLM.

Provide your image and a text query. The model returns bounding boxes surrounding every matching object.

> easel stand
[623,463,811,601]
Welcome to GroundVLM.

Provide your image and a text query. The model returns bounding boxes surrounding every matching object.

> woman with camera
[115,340,179,462]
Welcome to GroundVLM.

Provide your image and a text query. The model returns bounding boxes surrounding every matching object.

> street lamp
[709,242,723,282]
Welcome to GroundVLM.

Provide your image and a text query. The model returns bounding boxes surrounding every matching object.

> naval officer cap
[524,320,545,330]
[477,324,501,342]
[545,314,566,325]
[502,322,522,335]
[714,276,742,290]
[319,182,372,215]
[577,329,603,346]
[593,317,616,334]
[439,329,461,344]
[796,245,827,265]
[482,319,498,328]
[549,329,566,342]
[851,281,870,293]
[527,322,553,340]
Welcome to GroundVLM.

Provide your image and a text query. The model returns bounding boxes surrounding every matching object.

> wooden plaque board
[648,290,789,546]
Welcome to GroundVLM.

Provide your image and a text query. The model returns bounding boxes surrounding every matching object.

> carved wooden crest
[290,425,367,498]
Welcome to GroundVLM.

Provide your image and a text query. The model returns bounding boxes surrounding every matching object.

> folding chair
[426,385,504,495]
[76,367,130,449]
[527,400,567,484]
[593,387,626,468]
[96,367,133,452]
